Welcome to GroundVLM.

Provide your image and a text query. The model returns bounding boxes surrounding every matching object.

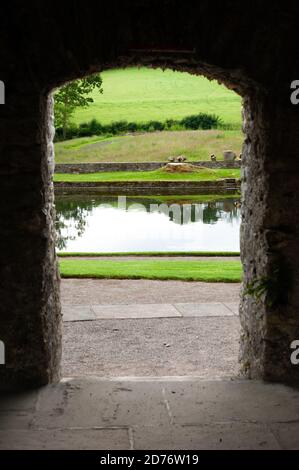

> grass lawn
[59,259,242,282]
[54,129,243,163]
[72,67,242,127]
[54,168,241,183]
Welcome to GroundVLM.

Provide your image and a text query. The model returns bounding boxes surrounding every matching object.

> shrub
[165,119,176,129]
[108,120,129,134]
[55,124,79,141]
[147,120,165,131]
[127,122,139,132]
[55,112,223,141]
[78,122,93,137]
[89,118,104,134]
[180,113,221,130]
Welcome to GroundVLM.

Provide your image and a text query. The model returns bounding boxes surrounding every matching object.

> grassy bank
[59,259,242,282]
[72,68,242,127]
[54,130,243,164]
[54,168,241,183]
[58,251,240,257]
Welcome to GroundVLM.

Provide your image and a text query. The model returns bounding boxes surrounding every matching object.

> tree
[54,74,103,139]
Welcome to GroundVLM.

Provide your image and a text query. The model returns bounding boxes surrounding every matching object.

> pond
[55,195,241,252]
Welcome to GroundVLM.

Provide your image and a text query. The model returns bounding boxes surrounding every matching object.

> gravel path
[61,279,241,305]
[62,279,241,378]
[63,316,240,378]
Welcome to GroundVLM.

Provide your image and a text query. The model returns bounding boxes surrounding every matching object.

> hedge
[55,113,223,141]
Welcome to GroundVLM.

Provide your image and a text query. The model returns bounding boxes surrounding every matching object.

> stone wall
[54,178,240,195]
[55,161,241,174]
[0,93,61,390]
[240,97,299,384]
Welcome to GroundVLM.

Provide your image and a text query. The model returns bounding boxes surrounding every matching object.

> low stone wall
[55,161,241,174]
[55,178,241,195]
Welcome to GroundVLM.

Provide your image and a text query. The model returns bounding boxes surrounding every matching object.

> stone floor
[1,377,299,449]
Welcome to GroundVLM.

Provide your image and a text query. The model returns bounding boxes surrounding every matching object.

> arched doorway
[1,1,299,389]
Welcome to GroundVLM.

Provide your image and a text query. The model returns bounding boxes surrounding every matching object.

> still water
[55,195,241,252]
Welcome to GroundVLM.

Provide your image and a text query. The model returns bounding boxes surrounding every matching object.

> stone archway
[1,1,299,389]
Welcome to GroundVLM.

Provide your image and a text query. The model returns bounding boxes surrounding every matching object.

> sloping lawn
[54,130,243,164]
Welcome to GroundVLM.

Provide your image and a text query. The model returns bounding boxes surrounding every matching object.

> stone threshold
[2,376,298,449]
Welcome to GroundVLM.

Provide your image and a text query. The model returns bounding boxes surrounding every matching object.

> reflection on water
[55,195,241,252]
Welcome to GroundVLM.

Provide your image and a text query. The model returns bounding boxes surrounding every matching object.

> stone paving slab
[63,305,96,322]
[1,377,299,449]
[270,423,299,450]
[0,390,38,411]
[92,303,181,319]
[223,302,239,315]
[62,302,240,321]
[33,379,170,429]
[0,411,34,430]
[163,379,299,425]
[174,302,236,317]
[0,428,131,450]
[132,423,280,450]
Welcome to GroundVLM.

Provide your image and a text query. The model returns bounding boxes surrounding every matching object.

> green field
[55,129,243,163]
[59,259,242,282]
[54,168,240,183]
[55,68,243,163]
[72,67,242,127]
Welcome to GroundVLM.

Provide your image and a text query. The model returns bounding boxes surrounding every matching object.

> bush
[180,113,221,130]
[108,120,129,134]
[55,124,79,141]
[165,119,176,129]
[55,112,223,141]
[126,122,139,132]
[89,118,105,134]
[78,122,93,137]
[148,120,165,131]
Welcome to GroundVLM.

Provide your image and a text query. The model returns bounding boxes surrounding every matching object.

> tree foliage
[54,74,103,138]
